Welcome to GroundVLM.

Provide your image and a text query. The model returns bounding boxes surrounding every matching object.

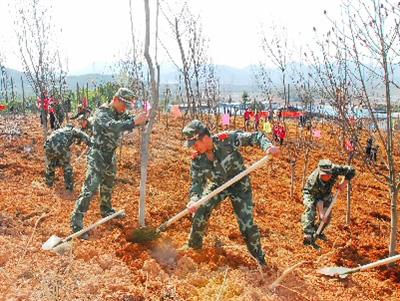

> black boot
[317,233,329,242]
[303,235,321,250]
[72,226,89,240]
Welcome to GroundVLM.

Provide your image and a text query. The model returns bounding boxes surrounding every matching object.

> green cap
[114,88,135,109]
[318,159,333,175]
[182,120,207,147]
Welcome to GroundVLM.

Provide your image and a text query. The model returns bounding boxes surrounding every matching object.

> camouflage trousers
[301,195,332,236]
[188,176,265,263]
[45,149,73,190]
[70,148,117,229]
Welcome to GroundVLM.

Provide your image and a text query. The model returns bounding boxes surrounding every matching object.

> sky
[0,0,343,74]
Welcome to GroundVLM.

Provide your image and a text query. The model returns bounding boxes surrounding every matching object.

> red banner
[281,111,306,117]
[0,104,6,111]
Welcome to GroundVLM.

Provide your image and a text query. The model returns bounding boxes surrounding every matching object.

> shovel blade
[318,267,352,278]
[53,241,72,255]
[42,235,63,250]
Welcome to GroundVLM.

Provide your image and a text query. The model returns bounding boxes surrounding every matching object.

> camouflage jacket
[189,131,272,201]
[91,104,135,153]
[303,165,355,204]
[45,124,92,152]
[51,102,65,123]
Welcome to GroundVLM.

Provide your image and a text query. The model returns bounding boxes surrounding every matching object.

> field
[0,114,399,300]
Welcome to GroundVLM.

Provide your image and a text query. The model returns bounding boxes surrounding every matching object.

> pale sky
[0,0,342,73]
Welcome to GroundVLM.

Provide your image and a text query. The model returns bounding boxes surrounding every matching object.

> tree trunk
[389,187,398,258]
[346,182,351,225]
[21,76,25,115]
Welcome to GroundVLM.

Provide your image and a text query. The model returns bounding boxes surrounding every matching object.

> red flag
[83,97,87,107]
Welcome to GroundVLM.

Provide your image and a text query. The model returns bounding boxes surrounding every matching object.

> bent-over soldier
[183,120,280,266]
[44,124,92,190]
[301,159,355,248]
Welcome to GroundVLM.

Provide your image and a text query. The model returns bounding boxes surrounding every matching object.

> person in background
[301,159,355,249]
[44,124,92,191]
[181,119,280,267]
[49,97,65,130]
[243,108,252,131]
[253,111,261,131]
[71,105,91,120]
[69,88,149,240]
[277,124,286,146]
[272,123,280,143]
[37,91,50,127]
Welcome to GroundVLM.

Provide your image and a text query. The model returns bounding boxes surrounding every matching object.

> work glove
[266,146,280,156]
[186,196,200,214]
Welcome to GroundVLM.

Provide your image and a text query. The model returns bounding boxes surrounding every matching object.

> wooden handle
[356,254,400,272]
[66,210,125,241]
[158,155,270,231]
[316,190,340,235]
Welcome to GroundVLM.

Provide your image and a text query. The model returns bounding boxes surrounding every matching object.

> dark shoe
[303,235,321,250]
[303,235,313,246]
[101,209,126,219]
[317,233,329,242]
[72,226,89,240]
[257,256,267,266]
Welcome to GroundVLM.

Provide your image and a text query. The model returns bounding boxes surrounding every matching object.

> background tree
[259,22,293,108]
[14,0,67,166]
[161,1,218,124]
[314,0,400,256]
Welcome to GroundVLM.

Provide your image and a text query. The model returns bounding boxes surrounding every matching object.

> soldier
[44,124,92,191]
[182,120,280,266]
[301,159,355,249]
[77,115,93,136]
[49,98,65,129]
[69,88,149,239]
[70,105,91,120]
[76,116,93,145]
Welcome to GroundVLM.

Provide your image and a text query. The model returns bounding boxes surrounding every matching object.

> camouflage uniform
[70,88,136,231]
[76,116,93,145]
[183,120,272,265]
[301,160,355,236]
[53,101,65,128]
[70,105,91,120]
[44,124,92,190]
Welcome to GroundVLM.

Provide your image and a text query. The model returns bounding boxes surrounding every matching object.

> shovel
[318,253,400,278]
[127,154,270,243]
[314,190,340,241]
[42,209,124,255]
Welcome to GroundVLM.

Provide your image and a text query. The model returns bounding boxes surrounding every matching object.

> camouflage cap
[318,159,333,175]
[114,88,135,109]
[182,120,207,148]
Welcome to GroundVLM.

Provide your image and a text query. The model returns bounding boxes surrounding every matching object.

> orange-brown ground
[0,114,399,300]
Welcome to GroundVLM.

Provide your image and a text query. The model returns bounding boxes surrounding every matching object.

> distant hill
[2,62,265,98]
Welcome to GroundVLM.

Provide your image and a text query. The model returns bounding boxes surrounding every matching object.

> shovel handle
[352,254,400,273]
[316,190,340,236]
[157,155,270,232]
[73,147,89,166]
[66,210,125,241]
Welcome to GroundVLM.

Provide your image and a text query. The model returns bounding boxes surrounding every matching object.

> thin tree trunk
[21,76,25,115]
